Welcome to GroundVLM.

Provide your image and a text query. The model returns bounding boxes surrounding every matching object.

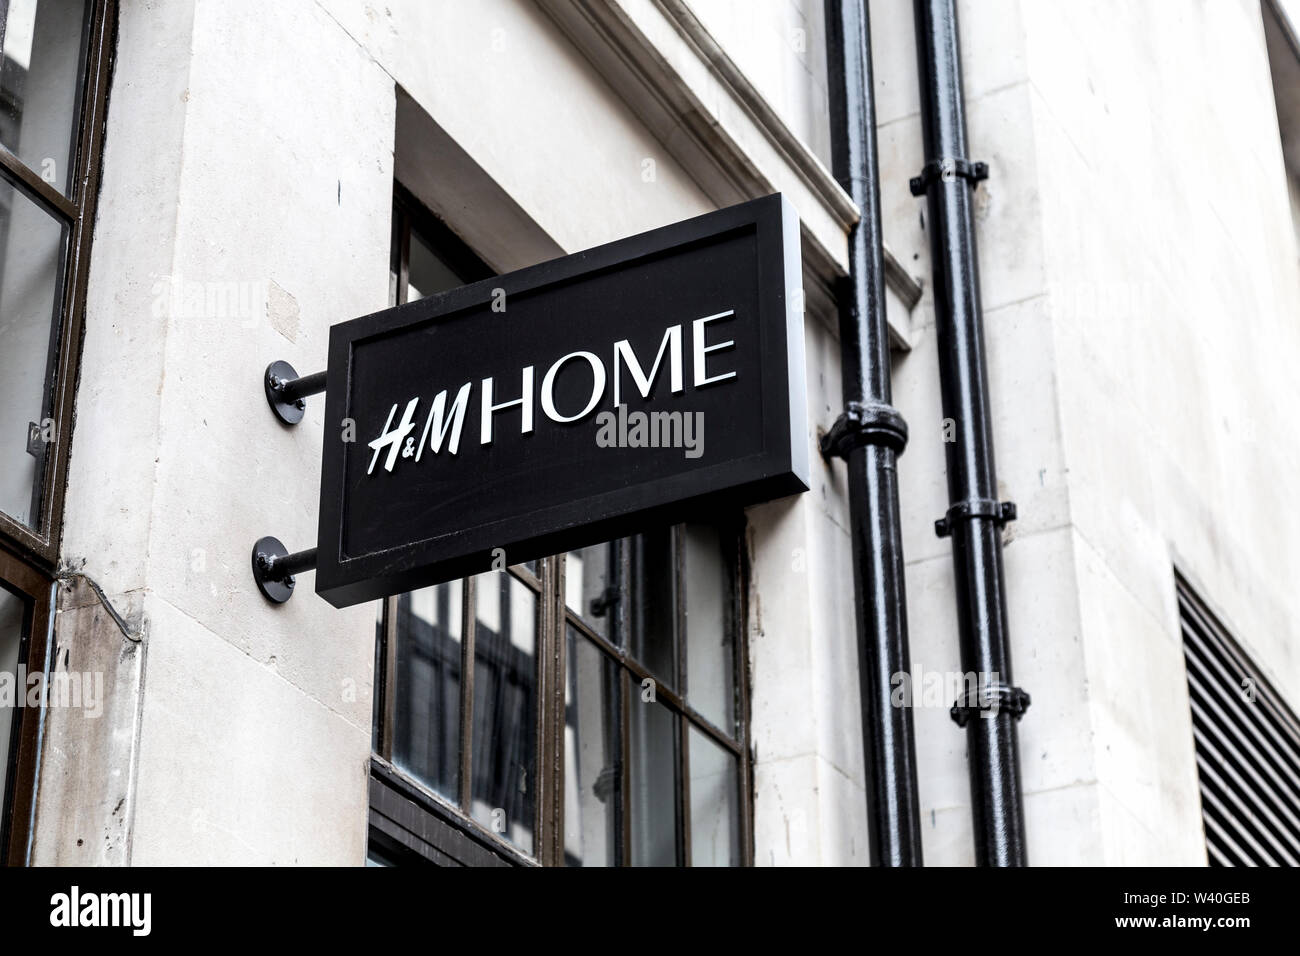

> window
[1263,0,1300,265]
[0,0,111,555]
[367,186,752,866]
[0,549,53,864]
[0,0,113,864]
[1178,574,1300,866]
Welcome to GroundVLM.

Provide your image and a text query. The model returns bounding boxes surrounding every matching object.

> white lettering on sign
[613,324,683,407]
[367,397,418,474]
[540,351,606,423]
[365,310,738,477]
[417,382,472,461]
[481,366,536,445]
[693,310,737,387]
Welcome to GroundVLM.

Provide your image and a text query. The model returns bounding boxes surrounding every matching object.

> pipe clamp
[820,401,909,459]
[935,498,1016,537]
[909,157,989,195]
[951,683,1031,726]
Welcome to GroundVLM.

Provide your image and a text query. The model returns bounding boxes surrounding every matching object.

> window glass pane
[0,585,25,806]
[0,0,90,195]
[470,572,536,854]
[0,174,66,530]
[688,727,740,866]
[392,583,462,803]
[407,229,465,301]
[629,528,677,687]
[629,696,679,866]
[683,524,734,732]
[563,626,621,867]
[565,541,615,640]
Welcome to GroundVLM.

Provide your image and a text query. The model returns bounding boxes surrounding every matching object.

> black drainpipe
[910,0,1030,865]
[823,0,923,866]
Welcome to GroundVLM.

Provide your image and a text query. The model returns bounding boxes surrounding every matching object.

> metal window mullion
[617,664,632,866]
[381,595,397,760]
[679,704,743,757]
[0,150,77,222]
[546,554,567,866]
[510,563,543,593]
[674,525,687,701]
[674,526,690,866]
[397,206,411,304]
[535,555,564,866]
[617,535,631,867]
[459,576,476,812]
[678,701,691,867]
[732,522,754,866]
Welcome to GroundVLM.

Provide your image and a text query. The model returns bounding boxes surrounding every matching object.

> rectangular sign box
[316,193,808,607]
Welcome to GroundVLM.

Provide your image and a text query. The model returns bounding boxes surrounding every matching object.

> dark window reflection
[565,541,617,641]
[563,625,621,866]
[629,527,677,687]
[470,572,537,854]
[391,583,462,803]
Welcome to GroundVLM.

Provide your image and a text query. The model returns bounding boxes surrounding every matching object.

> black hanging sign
[315,194,808,607]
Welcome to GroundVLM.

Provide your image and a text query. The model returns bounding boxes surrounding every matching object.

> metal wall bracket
[909,157,988,196]
[934,498,1016,537]
[950,683,1031,726]
[264,361,327,425]
[251,536,318,604]
[819,400,909,459]
[588,586,620,618]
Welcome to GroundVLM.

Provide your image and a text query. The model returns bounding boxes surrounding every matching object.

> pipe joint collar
[909,157,989,196]
[935,498,1016,537]
[950,682,1031,727]
[820,401,909,459]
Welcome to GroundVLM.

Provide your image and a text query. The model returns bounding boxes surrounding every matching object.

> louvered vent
[1178,576,1300,866]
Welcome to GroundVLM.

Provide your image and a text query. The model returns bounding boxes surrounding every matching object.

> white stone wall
[874,0,1300,864]
[687,0,834,168]
[37,0,394,864]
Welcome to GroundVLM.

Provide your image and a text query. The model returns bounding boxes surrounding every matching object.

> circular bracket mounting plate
[264,360,305,425]
[252,535,295,604]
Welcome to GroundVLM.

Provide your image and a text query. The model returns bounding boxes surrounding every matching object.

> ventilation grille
[1178,577,1300,866]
